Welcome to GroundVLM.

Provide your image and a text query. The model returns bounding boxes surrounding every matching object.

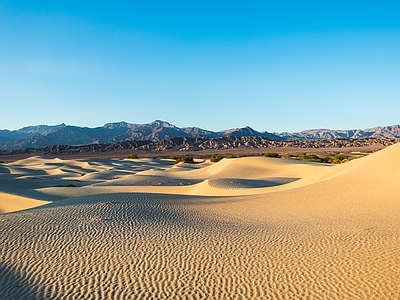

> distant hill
[276,125,400,140]
[0,120,399,150]
[2,136,397,157]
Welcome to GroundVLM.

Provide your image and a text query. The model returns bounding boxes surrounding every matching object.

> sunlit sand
[1,144,400,299]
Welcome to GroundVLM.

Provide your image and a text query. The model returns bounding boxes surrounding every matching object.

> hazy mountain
[0,124,66,144]
[276,125,400,140]
[16,124,67,135]
[0,130,24,143]
[0,121,399,150]
[276,129,359,140]
[361,125,400,138]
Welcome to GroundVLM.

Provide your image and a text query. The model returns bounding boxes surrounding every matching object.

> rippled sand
[1,144,400,299]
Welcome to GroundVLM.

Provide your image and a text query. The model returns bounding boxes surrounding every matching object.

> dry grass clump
[174,156,195,164]
[264,152,281,158]
[210,154,224,162]
[284,153,353,164]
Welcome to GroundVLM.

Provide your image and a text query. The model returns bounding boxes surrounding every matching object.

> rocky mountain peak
[1,121,400,150]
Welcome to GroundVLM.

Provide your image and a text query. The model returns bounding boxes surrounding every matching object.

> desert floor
[1,143,399,299]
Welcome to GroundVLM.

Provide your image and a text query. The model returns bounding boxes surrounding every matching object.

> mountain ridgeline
[0,120,399,151]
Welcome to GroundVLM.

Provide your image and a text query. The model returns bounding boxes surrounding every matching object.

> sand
[0,144,399,299]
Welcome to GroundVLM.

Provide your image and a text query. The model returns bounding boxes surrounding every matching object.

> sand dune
[1,144,400,299]
[0,192,50,213]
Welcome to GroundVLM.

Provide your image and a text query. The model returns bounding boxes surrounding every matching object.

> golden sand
[1,144,400,299]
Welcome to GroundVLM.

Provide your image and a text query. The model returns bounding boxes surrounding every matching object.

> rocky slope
[1,136,397,156]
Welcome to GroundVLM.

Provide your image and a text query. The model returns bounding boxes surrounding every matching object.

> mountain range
[0,120,399,150]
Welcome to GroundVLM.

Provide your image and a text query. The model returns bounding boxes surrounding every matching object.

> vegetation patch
[297,154,329,163]
[285,153,352,164]
[174,156,195,164]
[328,154,352,164]
[264,152,281,158]
[210,154,224,162]
[126,154,138,159]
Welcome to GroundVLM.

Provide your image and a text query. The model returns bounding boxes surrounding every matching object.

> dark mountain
[0,120,282,150]
[0,120,399,150]
[102,120,217,141]
[220,126,281,140]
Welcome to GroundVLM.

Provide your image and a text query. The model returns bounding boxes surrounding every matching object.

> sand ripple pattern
[1,192,399,299]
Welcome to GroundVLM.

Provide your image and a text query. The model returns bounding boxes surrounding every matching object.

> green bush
[264,152,281,158]
[126,154,138,159]
[226,154,238,159]
[210,154,224,162]
[174,156,195,164]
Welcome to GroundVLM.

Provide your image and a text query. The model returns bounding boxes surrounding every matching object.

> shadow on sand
[0,262,39,300]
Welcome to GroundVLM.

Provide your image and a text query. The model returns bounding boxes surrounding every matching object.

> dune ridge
[1,144,400,299]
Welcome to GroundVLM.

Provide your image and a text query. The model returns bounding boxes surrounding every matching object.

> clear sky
[0,1,399,132]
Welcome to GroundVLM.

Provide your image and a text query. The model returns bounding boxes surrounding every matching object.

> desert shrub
[226,154,238,159]
[174,156,195,164]
[285,153,353,164]
[264,152,281,158]
[126,154,138,159]
[329,154,349,164]
[210,154,224,162]
[285,153,354,164]
[319,157,331,163]
[298,154,327,162]
[298,154,318,161]
[298,154,350,164]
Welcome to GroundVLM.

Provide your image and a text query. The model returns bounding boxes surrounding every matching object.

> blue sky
[0,1,399,132]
